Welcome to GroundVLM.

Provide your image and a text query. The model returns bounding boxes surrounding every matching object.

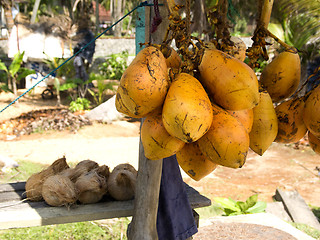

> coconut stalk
[259,0,295,51]
[259,0,274,28]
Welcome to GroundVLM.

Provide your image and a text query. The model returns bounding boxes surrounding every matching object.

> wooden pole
[128,1,169,239]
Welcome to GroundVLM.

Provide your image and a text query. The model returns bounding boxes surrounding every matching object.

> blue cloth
[157,155,198,240]
[306,56,320,93]
[76,29,95,64]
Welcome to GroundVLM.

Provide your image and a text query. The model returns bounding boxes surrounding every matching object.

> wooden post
[128,1,169,240]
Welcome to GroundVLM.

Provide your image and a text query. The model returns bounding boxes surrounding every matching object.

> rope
[0,1,150,114]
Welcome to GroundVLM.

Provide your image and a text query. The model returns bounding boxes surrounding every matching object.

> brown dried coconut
[25,156,69,201]
[107,163,137,201]
[75,165,110,204]
[58,159,100,182]
[42,175,78,207]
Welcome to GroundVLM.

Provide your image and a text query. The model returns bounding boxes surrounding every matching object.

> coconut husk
[107,164,137,201]
[75,170,108,204]
[75,160,99,171]
[25,156,70,201]
[59,167,89,182]
[95,165,110,179]
[42,175,78,207]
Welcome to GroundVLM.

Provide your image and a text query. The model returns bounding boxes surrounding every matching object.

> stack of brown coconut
[25,157,137,207]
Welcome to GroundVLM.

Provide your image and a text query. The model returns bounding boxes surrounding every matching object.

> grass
[289,222,320,240]
[0,219,130,240]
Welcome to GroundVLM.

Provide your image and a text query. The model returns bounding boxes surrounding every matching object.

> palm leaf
[276,0,320,49]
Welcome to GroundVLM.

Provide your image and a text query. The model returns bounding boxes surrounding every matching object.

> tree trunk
[95,0,99,35]
[191,0,209,37]
[31,0,41,24]
[0,0,14,35]
[12,76,17,101]
[113,0,122,37]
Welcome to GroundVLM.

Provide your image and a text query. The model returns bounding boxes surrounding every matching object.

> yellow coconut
[303,85,320,138]
[260,51,301,103]
[249,91,278,155]
[225,36,247,61]
[227,108,254,133]
[197,103,249,168]
[176,141,217,181]
[307,131,320,155]
[199,49,259,110]
[116,46,169,117]
[164,47,182,70]
[141,110,185,160]
[162,73,213,143]
[275,97,307,143]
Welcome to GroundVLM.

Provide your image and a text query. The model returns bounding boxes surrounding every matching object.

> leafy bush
[99,51,129,80]
[69,97,91,112]
[214,194,267,216]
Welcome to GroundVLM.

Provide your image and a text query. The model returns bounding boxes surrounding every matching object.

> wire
[0,1,150,114]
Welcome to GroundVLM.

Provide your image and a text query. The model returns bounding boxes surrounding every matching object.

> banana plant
[214,194,267,216]
[0,51,35,99]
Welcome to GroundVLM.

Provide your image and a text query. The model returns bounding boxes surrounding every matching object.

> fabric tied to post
[157,155,198,240]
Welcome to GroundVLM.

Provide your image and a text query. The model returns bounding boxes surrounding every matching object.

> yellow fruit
[141,110,185,160]
[307,131,320,154]
[249,91,278,155]
[275,97,307,143]
[228,108,254,133]
[117,46,169,117]
[260,51,301,103]
[199,49,259,110]
[162,73,213,143]
[197,104,249,168]
[115,89,137,118]
[225,36,247,61]
[176,141,217,181]
[303,85,320,138]
[203,41,217,50]
[164,47,182,70]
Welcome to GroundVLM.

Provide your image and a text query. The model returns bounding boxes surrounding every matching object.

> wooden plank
[0,182,210,230]
[0,199,134,230]
[0,182,25,193]
[276,188,320,230]
[266,202,292,222]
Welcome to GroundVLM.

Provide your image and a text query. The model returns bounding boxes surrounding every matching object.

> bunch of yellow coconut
[115,38,311,181]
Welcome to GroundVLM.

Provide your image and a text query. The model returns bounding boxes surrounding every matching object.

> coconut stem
[264,28,297,52]
[259,0,274,28]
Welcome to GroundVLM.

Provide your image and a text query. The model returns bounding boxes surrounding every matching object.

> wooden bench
[0,181,211,230]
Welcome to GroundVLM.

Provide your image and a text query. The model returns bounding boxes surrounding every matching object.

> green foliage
[0,52,35,80]
[274,0,320,60]
[0,51,35,93]
[214,194,267,216]
[244,57,267,73]
[0,219,130,240]
[69,97,91,112]
[195,202,225,219]
[59,78,83,92]
[289,222,320,239]
[43,56,75,79]
[99,51,129,80]
[0,160,47,183]
[88,79,115,106]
